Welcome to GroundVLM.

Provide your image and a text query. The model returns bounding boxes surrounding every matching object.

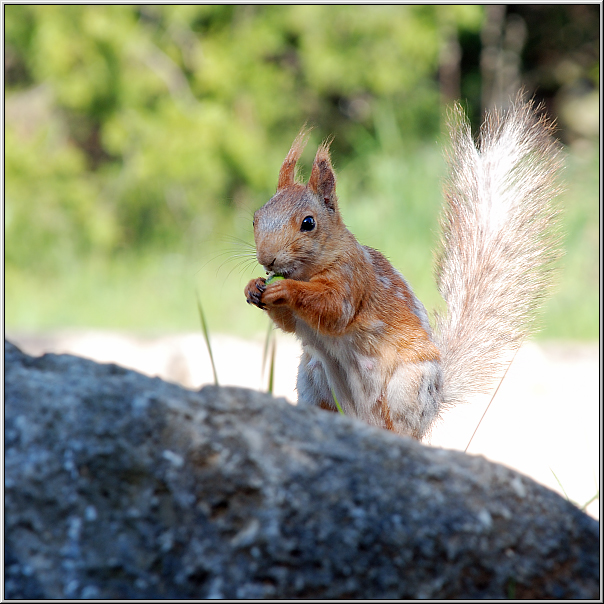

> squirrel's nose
[257,252,276,270]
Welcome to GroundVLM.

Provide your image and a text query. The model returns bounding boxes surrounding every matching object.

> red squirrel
[245,99,562,440]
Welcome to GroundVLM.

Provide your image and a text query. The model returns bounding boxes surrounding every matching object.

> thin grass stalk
[549,467,570,501]
[581,491,599,511]
[262,321,273,379]
[196,291,219,386]
[267,335,276,395]
[331,389,345,416]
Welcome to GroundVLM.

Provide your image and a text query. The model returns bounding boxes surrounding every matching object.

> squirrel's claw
[245,277,267,309]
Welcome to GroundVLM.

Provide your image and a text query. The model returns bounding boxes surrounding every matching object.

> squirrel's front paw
[245,277,267,309]
[261,279,290,306]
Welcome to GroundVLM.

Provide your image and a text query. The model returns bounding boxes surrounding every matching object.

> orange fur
[277,128,311,190]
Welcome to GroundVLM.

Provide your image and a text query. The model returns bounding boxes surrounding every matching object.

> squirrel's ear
[308,138,337,210]
[277,127,311,190]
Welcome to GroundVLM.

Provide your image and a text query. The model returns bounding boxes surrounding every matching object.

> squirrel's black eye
[301,216,315,232]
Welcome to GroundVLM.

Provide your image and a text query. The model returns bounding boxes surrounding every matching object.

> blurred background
[5,4,599,339]
[4,4,600,518]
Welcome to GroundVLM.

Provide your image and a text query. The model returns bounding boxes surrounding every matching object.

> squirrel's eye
[301,216,315,232]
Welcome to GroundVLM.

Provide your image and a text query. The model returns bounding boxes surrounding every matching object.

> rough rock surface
[4,340,599,599]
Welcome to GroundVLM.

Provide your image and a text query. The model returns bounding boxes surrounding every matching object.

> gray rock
[4,339,599,599]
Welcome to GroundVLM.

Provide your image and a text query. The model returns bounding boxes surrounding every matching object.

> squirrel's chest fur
[293,245,443,437]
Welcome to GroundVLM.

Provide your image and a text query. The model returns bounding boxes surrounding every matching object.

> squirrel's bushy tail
[434,97,563,409]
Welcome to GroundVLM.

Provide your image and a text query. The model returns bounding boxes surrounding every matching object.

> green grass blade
[549,467,569,501]
[581,490,599,511]
[196,290,219,386]
[331,389,345,415]
[267,335,276,395]
[507,577,516,599]
[262,322,277,394]
[549,468,599,512]
[262,321,273,378]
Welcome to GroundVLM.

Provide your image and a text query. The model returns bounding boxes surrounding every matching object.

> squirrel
[245,98,562,441]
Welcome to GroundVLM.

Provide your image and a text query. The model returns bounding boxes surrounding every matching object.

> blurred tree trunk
[439,23,461,104]
[480,5,527,112]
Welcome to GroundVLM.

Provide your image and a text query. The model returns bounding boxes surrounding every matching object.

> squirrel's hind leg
[385,360,443,440]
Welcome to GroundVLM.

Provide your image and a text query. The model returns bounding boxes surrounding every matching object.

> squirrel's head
[253,128,346,281]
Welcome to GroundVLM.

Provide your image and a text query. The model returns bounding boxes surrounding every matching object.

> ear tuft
[308,137,337,209]
[277,126,312,190]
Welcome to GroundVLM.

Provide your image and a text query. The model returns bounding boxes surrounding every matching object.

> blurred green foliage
[5,5,482,262]
[4,5,599,339]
